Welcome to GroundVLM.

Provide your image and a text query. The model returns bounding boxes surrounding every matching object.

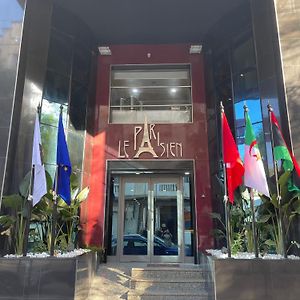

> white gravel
[4,248,90,258]
[206,249,300,260]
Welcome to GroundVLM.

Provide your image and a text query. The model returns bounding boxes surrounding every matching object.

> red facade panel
[81,44,214,252]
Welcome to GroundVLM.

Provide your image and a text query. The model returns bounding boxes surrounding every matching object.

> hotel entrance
[107,167,195,263]
[93,44,213,259]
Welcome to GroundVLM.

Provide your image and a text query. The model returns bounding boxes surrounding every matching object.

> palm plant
[0,172,31,255]
[257,171,300,254]
[0,171,89,254]
[31,172,89,252]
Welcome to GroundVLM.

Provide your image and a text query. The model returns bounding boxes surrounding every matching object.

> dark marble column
[2,0,53,196]
[274,0,300,160]
[0,0,26,202]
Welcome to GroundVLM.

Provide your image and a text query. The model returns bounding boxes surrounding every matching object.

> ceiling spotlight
[190,45,202,54]
[171,88,177,93]
[185,172,190,175]
[98,46,111,56]
[132,88,139,94]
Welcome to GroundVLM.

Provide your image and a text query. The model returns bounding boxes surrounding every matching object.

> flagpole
[267,104,287,258]
[22,105,41,256]
[220,101,232,258]
[50,105,63,256]
[50,172,58,256]
[250,189,259,258]
[243,104,259,258]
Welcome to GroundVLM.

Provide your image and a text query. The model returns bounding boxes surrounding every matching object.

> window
[110,65,192,124]
[231,37,268,174]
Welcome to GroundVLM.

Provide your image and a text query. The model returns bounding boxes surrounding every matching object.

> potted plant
[0,172,96,300]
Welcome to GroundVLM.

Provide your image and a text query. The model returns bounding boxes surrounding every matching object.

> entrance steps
[128,266,214,300]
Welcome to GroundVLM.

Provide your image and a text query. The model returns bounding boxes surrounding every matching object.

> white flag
[244,111,270,197]
[32,113,47,206]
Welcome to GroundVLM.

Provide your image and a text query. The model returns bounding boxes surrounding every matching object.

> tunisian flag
[222,111,245,203]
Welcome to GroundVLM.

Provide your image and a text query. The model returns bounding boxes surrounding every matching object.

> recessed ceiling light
[171,88,177,93]
[185,172,190,175]
[190,45,202,54]
[132,88,139,94]
[98,46,111,55]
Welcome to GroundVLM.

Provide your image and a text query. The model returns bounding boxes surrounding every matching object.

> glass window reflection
[123,182,148,256]
[40,125,58,165]
[234,99,262,123]
[233,38,256,73]
[0,0,23,37]
[43,70,70,104]
[73,45,90,85]
[41,99,67,127]
[109,177,119,256]
[67,131,84,171]
[47,33,73,76]
[183,176,194,256]
[44,163,56,181]
[110,65,192,124]
[69,83,87,131]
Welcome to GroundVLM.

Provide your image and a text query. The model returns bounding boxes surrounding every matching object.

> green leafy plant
[1,171,89,255]
[257,171,300,255]
[31,172,89,252]
[0,172,31,255]
[56,183,89,251]
[210,190,252,255]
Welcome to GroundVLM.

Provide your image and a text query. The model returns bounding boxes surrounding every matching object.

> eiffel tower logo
[134,116,158,158]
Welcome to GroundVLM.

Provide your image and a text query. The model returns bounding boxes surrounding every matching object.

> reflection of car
[113,234,178,255]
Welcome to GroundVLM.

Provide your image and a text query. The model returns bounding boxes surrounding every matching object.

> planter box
[206,256,300,300]
[0,251,96,300]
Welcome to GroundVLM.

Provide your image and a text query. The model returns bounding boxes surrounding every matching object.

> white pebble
[4,248,90,258]
[206,249,300,260]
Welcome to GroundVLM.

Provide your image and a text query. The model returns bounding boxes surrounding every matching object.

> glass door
[119,176,183,262]
[120,178,149,262]
[151,178,183,263]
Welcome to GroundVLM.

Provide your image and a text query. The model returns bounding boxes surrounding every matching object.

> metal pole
[243,104,259,258]
[250,189,259,258]
[50,105,63,256]
[267,104,287,258]
[220,102,232,258]
[22,168,34,256]
[50,185,58,256]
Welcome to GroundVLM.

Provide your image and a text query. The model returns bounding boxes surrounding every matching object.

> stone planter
[0,251,96,300]
[206,256,300,300]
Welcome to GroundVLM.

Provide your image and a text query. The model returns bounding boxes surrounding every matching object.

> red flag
[222,111,245,203]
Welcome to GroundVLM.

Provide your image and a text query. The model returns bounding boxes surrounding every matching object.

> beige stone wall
[274,0,300,159]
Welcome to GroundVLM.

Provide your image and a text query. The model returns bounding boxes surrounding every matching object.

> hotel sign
[118,118,183,159]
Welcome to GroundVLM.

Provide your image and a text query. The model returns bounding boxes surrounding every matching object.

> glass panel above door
[110,65,192,124]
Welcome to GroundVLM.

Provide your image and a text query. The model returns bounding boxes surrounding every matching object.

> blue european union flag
[56,113,72,205]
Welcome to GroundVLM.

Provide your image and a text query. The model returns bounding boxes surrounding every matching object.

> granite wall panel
[3,0,53,195]
[275,0,300,159]
[0,0,25,203]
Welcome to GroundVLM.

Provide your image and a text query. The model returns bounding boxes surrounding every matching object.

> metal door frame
[118,175,184,263]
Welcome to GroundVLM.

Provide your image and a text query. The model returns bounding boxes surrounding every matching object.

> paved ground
[87,263,147,300]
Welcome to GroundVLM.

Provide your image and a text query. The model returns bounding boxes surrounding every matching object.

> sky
[0,0,24,35]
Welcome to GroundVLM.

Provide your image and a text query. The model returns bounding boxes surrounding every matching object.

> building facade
[0,0,299,262]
